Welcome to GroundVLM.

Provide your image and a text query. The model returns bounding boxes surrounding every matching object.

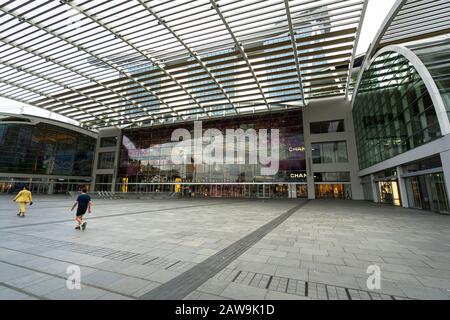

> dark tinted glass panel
[314,172,351,182]
[100,137,118,148]
[310,120,344,134]
[98,152,115,169]
[0,123,95,176]
[96,174,112,183]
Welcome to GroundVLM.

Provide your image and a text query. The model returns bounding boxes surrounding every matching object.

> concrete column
[306,156,315,200]
[370,174,378,203]
[47,182,54,195]
[288,184,296,198]
[396,166,409,208]
[440,150,450,205]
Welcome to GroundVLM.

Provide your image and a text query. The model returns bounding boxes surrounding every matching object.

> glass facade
[408,39,450,119]
[95,174,113,192]
[312,141,348,164]
[0,177,91,194]
[0,122,95,176]
[353,51,442,169]
[118,110,306,191]
[97,152,116,169]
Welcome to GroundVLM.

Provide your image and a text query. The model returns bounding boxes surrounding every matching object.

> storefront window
[315,184,352,199]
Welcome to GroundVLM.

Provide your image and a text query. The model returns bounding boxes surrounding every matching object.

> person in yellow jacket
[13,186,33,218]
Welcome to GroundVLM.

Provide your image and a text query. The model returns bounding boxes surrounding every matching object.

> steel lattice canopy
[366,0,450,60]
[0,0,367,129]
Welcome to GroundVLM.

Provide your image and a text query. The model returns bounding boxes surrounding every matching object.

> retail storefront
[116,110,307,198]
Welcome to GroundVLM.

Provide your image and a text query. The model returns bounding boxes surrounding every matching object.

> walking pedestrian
[70,188,92,231]
[13,186,33,218]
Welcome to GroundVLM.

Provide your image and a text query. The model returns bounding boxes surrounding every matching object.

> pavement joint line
[0,281,47,300]
[0,201,242,230]
[0,247,163,294]
[0,257,137,299]
[139,200,309,300]
[0,231,193,271]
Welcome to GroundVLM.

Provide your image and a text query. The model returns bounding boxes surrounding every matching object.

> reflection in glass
[353,51,441,169]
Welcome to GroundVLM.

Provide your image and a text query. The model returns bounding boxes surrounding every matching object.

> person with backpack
[70,188,92,231]
[13,186,33,218]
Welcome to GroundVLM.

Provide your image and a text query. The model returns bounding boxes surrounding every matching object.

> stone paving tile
[1,197,450,299]
[221,282,268,300]
[0,286,36,300]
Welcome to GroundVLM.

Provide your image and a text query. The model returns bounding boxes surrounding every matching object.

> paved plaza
[1,195,450,300]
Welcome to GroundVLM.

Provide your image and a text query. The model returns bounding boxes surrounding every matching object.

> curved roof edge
[0,112,98,139]
[352,44,450,135]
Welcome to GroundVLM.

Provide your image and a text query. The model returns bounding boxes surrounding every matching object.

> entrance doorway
[377,181,401,206]
[405,173,449,213]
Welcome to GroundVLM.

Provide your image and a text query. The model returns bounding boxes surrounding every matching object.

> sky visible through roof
[0,0,397,124]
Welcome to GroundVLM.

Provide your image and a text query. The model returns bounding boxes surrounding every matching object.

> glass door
[429,173,449,213]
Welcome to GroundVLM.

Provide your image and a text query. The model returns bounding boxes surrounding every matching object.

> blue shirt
[77,194,91,210]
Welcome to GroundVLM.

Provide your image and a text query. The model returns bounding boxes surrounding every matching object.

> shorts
[76,207,87,216]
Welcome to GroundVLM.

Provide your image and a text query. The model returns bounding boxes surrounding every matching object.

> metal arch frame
[0,45,150,127]
[0,111,97,138]
[59,1,191,121]
[0,0,365,128]
[353,44,450,135]
[0,56,123,126]
[351,0,406,103]
[0,3,182,123]
[136,0,237,120]
[283,0,306,106]
[0,6,162,126]
[64,0,212,120]
[353,0,450,102]
[366,0,406,60]
[345,0,368,98]
[210,0,271,111]
[0,77,109,127]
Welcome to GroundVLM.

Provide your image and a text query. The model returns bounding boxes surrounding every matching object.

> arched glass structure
[408,38,450,117]
[353,50,442,170]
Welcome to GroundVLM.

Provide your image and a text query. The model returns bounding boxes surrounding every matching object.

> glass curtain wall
[353,51,442,170]
[312,141,348,164]
[0,122,95,176]
[118,110,306,196]
[409,38,450,119]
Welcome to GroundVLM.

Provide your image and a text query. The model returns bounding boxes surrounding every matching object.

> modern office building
[0,113,95,194]
[0,0,449,213]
